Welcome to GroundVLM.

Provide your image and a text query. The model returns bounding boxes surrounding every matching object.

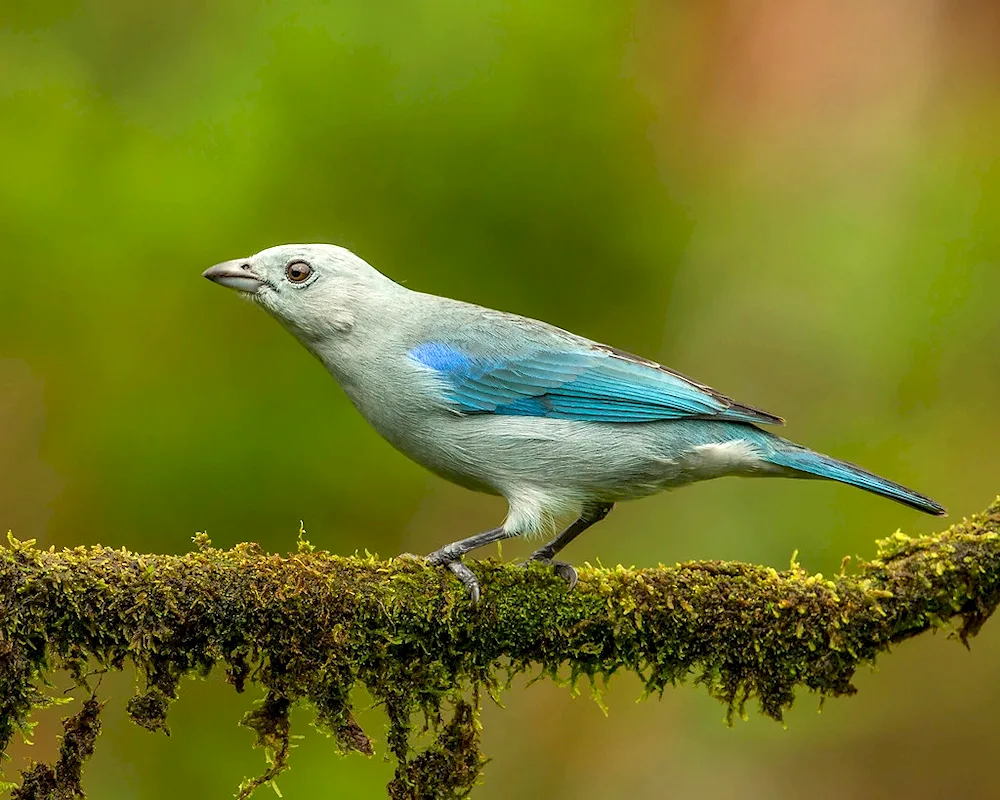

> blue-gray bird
[203,243,945,601]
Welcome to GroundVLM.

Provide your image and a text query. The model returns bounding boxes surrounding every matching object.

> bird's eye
[286,261,313,284]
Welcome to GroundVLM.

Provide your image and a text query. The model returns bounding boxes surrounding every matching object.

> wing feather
[409,339,782,426]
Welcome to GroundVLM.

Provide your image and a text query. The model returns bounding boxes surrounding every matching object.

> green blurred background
[2,1,999,797]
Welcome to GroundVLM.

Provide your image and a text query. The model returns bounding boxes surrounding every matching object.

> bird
[203,243,945,602]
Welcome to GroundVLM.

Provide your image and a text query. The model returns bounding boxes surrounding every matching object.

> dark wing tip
[595,343,786,426]
[728,402,786,426]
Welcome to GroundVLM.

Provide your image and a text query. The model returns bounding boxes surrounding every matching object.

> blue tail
[767,445,946,516]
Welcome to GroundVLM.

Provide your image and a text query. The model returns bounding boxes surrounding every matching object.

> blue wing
[410,341,783,425]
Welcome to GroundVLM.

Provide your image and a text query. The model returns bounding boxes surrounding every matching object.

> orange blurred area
[1,1,998,797]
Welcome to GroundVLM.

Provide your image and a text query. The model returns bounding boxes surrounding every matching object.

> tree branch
[2,500,999,798]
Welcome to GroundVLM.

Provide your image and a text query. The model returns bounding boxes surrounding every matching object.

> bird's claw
[425,548,481,604]
[521,557,578,590]
[551,561,579,589]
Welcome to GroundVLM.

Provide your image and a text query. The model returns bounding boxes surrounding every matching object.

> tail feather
[766,446,946,516]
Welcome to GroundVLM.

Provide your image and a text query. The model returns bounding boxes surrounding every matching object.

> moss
[387,699,485,799]
[237,693,292,799]
[11,698,103,800]
[1,501,999,798]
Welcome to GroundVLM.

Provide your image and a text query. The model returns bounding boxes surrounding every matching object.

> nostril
[241,263,252,271]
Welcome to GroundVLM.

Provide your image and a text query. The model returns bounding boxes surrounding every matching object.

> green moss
[2,500,999,798]
[11,698,103,800]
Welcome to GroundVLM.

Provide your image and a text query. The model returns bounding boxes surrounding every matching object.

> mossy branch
[2,501,999,798]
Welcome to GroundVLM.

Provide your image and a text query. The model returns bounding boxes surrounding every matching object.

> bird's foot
[521,556,578,590]
[425,548,481,604]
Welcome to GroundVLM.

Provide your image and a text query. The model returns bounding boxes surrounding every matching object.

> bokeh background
[2,1,999,797]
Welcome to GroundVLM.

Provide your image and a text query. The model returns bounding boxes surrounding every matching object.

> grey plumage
[203,243,945,601]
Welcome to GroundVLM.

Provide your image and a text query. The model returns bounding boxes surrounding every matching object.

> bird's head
[203,243,395,342]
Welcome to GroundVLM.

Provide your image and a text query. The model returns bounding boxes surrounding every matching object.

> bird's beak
[202,260,265,293]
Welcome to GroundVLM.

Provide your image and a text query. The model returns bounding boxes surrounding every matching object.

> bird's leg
[523,502,614,589]
[425,526,516,604]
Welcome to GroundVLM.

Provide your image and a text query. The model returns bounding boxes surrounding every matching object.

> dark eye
[286,261,313,283]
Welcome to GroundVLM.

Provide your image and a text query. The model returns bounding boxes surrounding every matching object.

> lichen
[1,500,999,798]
